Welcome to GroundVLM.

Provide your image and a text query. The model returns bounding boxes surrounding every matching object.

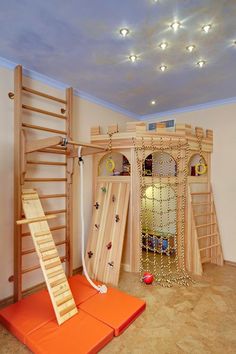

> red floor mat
[79,287,146,336]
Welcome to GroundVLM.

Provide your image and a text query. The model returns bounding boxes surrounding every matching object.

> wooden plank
[22,123,67,135]
[27,160,67,166]
[20,189,77,325]
[24,178,67,182]
[16,214,57,225]
[26,136,62,153]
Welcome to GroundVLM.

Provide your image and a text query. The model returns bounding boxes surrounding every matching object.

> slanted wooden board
[20,189,78,325]
[86,181,130,286]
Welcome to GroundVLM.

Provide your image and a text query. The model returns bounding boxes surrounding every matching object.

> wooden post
[14,65,23,301]
[66,88,73,276]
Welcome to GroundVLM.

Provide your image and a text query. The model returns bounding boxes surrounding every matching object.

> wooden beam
[22,86,67,104]
[22,104,66,120]
[26,136,63,153]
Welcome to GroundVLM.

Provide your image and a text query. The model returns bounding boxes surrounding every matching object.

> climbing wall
[86,181,130,286]
[19,189,78,325]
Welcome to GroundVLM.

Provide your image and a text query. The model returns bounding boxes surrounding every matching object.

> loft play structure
[0,65,223,352]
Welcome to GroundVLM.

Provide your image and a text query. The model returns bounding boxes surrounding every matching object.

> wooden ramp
[186,183,224,275]
[86,181,130,286]
[19,189,78,325]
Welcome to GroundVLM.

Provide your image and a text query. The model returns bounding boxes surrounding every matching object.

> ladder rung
[191,192,211,195]
[24,178,67,182]
[22,123,67,135]
[22,104,66,120]
[38,148,67,155]
[35,230,51,237]
[45,209,66,215]
[53,286,70,298]
[27,160,66,166]
[22,224,66,237]
[21,241,66,256]
[198,233,217,240]
[42,252,58,262]
[56,295,73,307]
[59,304,77,317]
[192,202,213,206]
[50,276,67,288]
[195,212,214,217]
[22,86,67,104]
[45,260,62,270]
[47,269,64,279]
[22,257,66,274]
[37,237,53,245]
[196,222,216,228]
[202,254,220,263]
[40,245,55,253]
[17,214,56,225]
[200,243,220,252]
[39,194,67,199]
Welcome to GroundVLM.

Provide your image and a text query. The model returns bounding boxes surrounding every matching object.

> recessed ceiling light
[120,28,130,37]
[196,60,206,68]
[151,100,156,105]
[160,64,167,72]
[202,24,212,33]
[186,44,196,53]
[159,42,168,50]
[129,54,138,63]
[171,21,181,31]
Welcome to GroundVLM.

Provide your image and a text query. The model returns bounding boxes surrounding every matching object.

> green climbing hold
[101,187,106,193]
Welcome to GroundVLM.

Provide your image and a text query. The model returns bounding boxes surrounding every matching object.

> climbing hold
[142,272,154,285]
[115,214,120,222]
[88,251,93,259]
[112,195,116,202]
[108,261,114,267]
[195,163,207,175]
[101,187,106,193]
[94,224,100,230]
[94,202,99,209]
[106,242,112,250]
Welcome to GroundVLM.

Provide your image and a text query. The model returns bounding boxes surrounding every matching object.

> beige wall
[147,103,236,263]
[0,66,134,300]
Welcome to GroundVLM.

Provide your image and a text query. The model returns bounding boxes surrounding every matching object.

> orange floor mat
[25,310,113,354]
[68,274,98,306]
[79,287,146,336]
[0,289,54,343]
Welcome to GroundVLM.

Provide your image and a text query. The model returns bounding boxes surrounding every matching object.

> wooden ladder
[18,189,78,325]
[190,184,224,270]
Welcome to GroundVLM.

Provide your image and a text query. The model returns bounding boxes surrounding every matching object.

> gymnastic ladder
[12,65,74,302]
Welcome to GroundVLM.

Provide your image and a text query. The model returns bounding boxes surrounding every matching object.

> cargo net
[133,137,192,287]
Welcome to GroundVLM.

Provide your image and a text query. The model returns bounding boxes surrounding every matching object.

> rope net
[134,137,192,287]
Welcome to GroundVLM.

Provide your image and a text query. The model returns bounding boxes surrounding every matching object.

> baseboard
[224,260,236,267]
[0,266,82,309]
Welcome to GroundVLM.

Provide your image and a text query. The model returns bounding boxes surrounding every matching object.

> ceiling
[0,0,235,118]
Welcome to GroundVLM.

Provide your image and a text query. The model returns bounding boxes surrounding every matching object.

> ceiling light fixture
[171,21,181,31]
[120,28,130,37]
[160,64,167,72]
[186,44,196,53]
[151,100,156,105]
[196,60,206,68]
[159,41,168,50]
[202,24,212,33]
[129,54,138,63]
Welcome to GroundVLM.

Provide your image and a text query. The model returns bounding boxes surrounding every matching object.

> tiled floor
[1,264,236,353]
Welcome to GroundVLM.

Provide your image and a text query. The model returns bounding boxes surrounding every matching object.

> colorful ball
[143,272,154,284]
[162,239,168,251]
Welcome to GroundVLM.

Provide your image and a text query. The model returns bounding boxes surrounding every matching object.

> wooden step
[59,304,77,317]
[200,243,220,252]
[192,202,213,206]
[201,254,221,263]
[56,294,73,307]
[198,233,217,240]
[196,222,216,228]
[41,252,59,262]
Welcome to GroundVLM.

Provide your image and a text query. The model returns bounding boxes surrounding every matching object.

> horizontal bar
[24,241,65,256]
[22,256,66,274]
[39,194,67,199]
[22,104,66,120]
[195,212,214,217]
[22,123,67,135]
[38,148,67,155]
[24,178,67,182]
[192,202,213,206]
[22,86,67,104]
[196,222,216,228]
[191,192,211,195]
[27,160,66,166]
[200,243,220,252]
[198,233,217,240]
[21,224,66,237]
[45,209,66,215]
[17,214,57,225]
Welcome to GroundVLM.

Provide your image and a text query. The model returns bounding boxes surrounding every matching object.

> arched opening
[189,154,207,176]
[98,152,130,176]
[144,152,177,177]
